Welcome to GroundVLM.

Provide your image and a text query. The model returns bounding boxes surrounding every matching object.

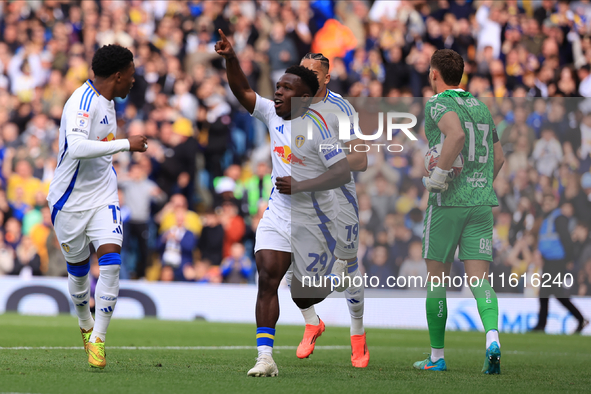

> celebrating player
[215,30,351,377]
[416,49,505,374]
[47,44,147,369]
[290,52,369,368]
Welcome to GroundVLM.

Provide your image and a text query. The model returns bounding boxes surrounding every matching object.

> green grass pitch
[0,313,589,394]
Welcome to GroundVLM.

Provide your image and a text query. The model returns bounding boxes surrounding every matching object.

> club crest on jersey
[76,111,90,129]
[272,143,306,166]
[295,135,305,148]
[430,103,447,121]
[61,243,70,252]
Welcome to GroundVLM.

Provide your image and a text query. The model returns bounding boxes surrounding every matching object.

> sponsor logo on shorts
[479,238,492,255]
[61,243,70,252]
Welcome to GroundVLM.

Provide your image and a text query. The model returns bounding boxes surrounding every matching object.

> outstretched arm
[215,29,257,114]
[68,134,147,160]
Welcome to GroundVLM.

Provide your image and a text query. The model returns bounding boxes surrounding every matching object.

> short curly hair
[430,49,464,86]
[285,65,320,96]
[91,44,134,78]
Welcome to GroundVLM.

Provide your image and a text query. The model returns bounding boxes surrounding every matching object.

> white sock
[68,273,94,330]
[90,265,120,343]
[300,306,320,325]
[431,347,445,362]
[257,345,273,357]
[345,269,365,336]
[486,329,500,348]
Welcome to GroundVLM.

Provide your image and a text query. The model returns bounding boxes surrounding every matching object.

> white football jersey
[309,90,360,221]
[251,94,347,224]
[48,80,119,216]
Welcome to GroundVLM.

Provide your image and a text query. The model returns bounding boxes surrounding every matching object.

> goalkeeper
[416,49,505,374]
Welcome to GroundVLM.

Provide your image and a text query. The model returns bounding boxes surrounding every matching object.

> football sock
[426,281,447,350]
[67,262,94,330]
[345,266,365,336]
[470,279,499,336]
[300,306,320,326]
[256,327,275,356]
[91,254,121,343]
[431,347,445,362]
[486,329,500,349]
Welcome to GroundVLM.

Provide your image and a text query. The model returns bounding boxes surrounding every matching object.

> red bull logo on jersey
[100,133,115,142]
[272,144,306,166]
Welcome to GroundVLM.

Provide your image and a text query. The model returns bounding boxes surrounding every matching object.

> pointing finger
[218,29,228,41]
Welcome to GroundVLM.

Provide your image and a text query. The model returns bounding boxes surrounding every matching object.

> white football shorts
[50,203,123,263]
[334,204,359,260]
[255,207,338,281]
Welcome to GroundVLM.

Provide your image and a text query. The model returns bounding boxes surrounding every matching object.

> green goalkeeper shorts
[422,205,493,263]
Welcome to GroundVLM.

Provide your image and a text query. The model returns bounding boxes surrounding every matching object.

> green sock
[426,282,447,349]
[470,279,499,332]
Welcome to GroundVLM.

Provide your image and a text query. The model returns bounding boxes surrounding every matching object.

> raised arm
[215,29,257,114]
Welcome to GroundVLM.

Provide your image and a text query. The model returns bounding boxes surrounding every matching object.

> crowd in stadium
[0,0,591,296]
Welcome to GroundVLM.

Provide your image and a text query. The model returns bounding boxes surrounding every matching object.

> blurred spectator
[364,244,395,286]
[267,21,297,85]
[235,161,272,217]
[198,209,224,266]
[398,240,428,288]
[221,243,255,284]
[4,154,44,207]
[29,206,51,273]
[158,208,196,281]
[119,162,166,279]
[533,128,563,177]
[219,201,245,259]
[0,230,15,275]
[10,235,41,277]
[157,194,202,237]
[533,196,587,331]
[155,118,198,203]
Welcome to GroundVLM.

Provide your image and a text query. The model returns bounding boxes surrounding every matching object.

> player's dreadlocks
[91,44,134,78]
[284,65,320,96]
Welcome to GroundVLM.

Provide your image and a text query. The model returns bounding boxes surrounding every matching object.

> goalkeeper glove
[422,167,449,193]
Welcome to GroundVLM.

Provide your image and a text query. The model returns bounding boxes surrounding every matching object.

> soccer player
[416,49,505,374]
[293,52,369,368]
[215,30,351,377]
[47,44,147,369]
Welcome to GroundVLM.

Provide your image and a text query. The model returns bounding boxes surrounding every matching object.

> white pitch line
[0,346,349,351]
[0,346,589,357]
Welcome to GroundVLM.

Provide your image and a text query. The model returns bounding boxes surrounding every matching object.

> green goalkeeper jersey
[424,89,499,207]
